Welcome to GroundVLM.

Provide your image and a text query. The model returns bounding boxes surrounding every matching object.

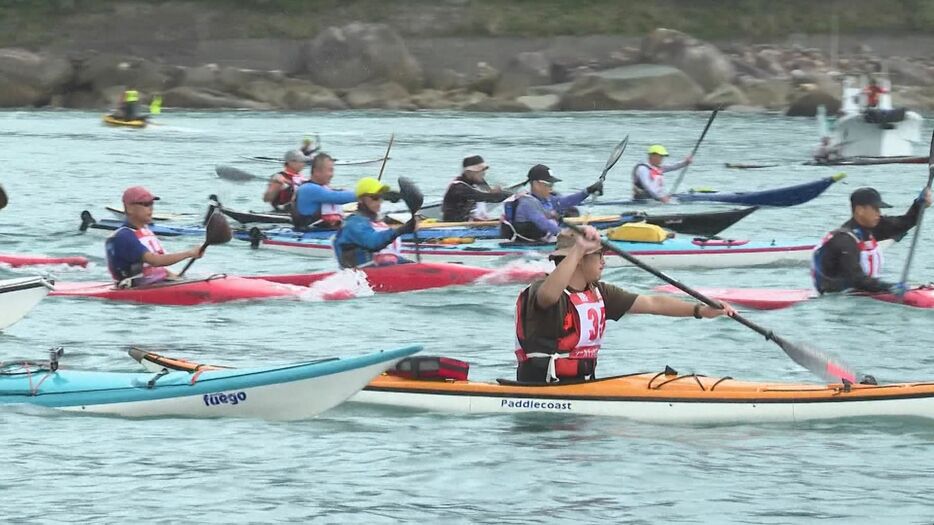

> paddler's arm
[535,226,601,308]
[660,157,691,173]
[629,294,735,318]
[452,183,512,203]
[340,215,412,251]
[874,189,932,242]
[827,234,893,293]
[553,190,589,212]
[516,198,561,237]
[262,174,286,203]
[634,165,668,201]
[142,247,202,267]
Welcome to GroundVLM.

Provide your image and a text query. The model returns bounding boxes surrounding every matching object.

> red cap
[122,186,160,205]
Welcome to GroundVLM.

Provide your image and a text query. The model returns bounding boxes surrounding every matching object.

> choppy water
[1,109,934,523]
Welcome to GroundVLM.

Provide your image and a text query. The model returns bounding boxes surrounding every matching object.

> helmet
[355,177,390,198]
[647,144,669,156]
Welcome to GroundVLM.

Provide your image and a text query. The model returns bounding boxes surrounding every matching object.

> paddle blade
[602,135,629,177]
[771,335,864,384]
[204,211,232,245]
[215,165,257,182]
[397,176,423,213]
[0,184,6,210]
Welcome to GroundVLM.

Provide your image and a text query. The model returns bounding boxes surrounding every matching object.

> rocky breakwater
[0,24,932,114]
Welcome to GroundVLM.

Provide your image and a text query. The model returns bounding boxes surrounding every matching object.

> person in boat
[812,136,842,164]
[812,187,932,295]
[115,89,142,121]
[300,135,320,158]
[105,186,202,288]
[262,149,308,212]
[441,155,512,222]
[632,144,693,203]
[292,152,357,230]
[864,78,887,108]
[500,164,603,242]
[333,177,417,268]
[514,226,735,383]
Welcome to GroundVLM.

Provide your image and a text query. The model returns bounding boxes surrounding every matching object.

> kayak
[252,234,814,269]
[239,155,387,167]
[654,282,934,310]
[0,276,52,330]
[102,114,147,128]
[594,174,846,207]
[803,156,929,166]
[725,163,780,169]
[105,205,192,222]
[246,261,545,294]
[129,351,934,424]
[49,275,301,306]
[0,252,89,268]
[1,345,420,420]
[80,212,209,238]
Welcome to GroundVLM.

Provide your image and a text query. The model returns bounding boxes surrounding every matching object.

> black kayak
[803,155,929,166]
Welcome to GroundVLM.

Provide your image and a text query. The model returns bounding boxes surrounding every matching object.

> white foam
[297,269,375,302]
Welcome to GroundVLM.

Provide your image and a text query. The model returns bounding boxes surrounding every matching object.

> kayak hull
[654,282,934,310]
[2,346,421,420]
[50,275,300,305]
[594,175,844,207]
[0,252,89,268]
[0,277,52,329]
[103,115,147,128]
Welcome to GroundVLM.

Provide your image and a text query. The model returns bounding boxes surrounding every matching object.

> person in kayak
[300,135,320,158]
[105,186,202,288]
[441,155,512,222]
[632,144,693,202]
[812,136,842,164]
[514,226,735,383]
[812,187,932,295]
[262,149,307,212]
[292,152,357,230]
[116,89,142,121]
[500,164,603,242]
[333,178,417,268]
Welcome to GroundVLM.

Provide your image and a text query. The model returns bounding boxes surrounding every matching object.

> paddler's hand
[187,246,205,260]
[573,225,603,254]
[395,217,418,236]
[586,180,604,196]
[697,301,736,319]
[660,195,672,204]
[921,188,932,208]
[384,190,403,203]
[684,155,694,165]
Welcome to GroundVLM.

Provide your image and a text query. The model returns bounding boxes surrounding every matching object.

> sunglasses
[131,201,155,207]
[537,180,554,187]
[362,194,383,201]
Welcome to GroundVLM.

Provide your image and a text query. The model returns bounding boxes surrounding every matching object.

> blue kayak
[0,346,420,419]
[595,173,846,207]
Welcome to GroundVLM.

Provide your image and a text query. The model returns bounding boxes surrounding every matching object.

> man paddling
[105,186,202,287]
[300,135,320,158]
[441,155,512,222]
[262,150,307,212]
[812,136,842,164]
[333,178,417,268]
[632,144,692,202]
[812,187,932,295]
[515,226,735,383]
[292,153,357,230]
[500,164,603,242]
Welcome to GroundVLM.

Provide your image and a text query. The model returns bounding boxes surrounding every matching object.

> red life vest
[811,228,883,289]
[273,169,304,207]
[371,220,403,266]
[632,163,665,200]
[133,227,168,283]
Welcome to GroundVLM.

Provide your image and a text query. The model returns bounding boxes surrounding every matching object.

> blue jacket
[502,190,588,240]
[293,181,356,228]
[333,213,407,268]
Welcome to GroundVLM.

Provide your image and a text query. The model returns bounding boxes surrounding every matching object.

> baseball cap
[122,186,159,205]
[527,164,561,184]
[550,228,603,257]
[284,150,308,164]
[355,177,391,198]
[648,144,669,156]
[462,155,489,173]
[850,187,891,208]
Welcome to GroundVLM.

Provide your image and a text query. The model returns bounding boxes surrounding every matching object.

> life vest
[370,220,404,266]
[442,178,492,222]
[106,226,168,285]
[632,162,664,200]
[864,85,885,107]
[272,169,304,209]
[335,216,404,268]
[500,193,553,242]
[811,227,883,291]
[515,286,606,383]
[291,181,345,230]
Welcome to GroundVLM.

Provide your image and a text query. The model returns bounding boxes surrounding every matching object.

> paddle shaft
[377,134,395,181]
[670,108,720,194]
[177,242,207,277]
[898,130,934,290]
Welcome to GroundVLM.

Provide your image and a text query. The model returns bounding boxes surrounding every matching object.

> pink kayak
[0,253,89,268]
[50,275,300,305]
[654,284,934,310]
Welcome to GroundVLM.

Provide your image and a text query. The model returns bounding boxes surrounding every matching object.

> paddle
[215,165,259,183]
[397,177,423,263]
[177,211,233,277]
[0,184,7,210]
[560,221,868,384]
[897,129,934,298]
[377,133,395,181]
[670,107,720,194]
[595,135,630,197]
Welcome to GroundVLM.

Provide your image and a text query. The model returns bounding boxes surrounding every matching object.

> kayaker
[292,152,357,230]
[262,149,307,212]
[812,136,842,164]
[514,226,735,383]
[300,135,320,158]
[632,144,693,202]
[500,164,603,242]
[864,78,887,108]
[105,186,202,287]
[116,89,141,121]
[812,187,933,295]
[333,177,417,268]
[441,155,512,222]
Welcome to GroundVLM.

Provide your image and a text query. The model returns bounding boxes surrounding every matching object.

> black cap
[850,187,892,208]
[462,155,485,168]
[527,164,561,184]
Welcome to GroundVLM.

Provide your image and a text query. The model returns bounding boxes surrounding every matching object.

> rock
[527,82,574,97]
[281,79,346,110]
[640,29,735,92]
[304,23,423,90]
[409,89,460,110]
[786,89,840,117]
[447,90,489,108]
[755,49,786,76]
[742,79,792,109]
[698,83,749,109]
[217,66,285,93]
[886,57,933,86]
[74,53,169,93]
[468,62,499,95]
[493,51,552,99]
[343,81,412,109]
[516,94,560,111]
[462,97,531,112]
[161,86,273,109]
[0,48,73,106]
[559,64,704,111]
[237,79,287,106]
[425,68,468,91]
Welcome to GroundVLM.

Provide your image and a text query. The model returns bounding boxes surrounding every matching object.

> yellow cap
[356,177,390,198]
[647,144,669,156]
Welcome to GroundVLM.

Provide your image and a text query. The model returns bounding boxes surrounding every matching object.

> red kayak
[246,261,545,294]
[0,253,89,268]
[50,275,301,305]
[654,284,934,310]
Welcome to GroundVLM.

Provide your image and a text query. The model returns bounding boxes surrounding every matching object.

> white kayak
[0,276,52,330]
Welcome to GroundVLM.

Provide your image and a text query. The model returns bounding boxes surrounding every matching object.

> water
[2,110,934,523]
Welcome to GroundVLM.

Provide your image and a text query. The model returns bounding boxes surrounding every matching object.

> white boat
[0,276,52,330]
[827,76,923,158]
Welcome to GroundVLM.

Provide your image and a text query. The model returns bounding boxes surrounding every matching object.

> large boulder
[517,94,560,111]
[0,48,73,106]
[699,83,750,109]
[641,28,735,92]
[786,88,840,117]
[161,87,273,109]
[424,68,468,91]
[408,89,460,110]
[304,23,423,91]
[462,97,531,112]
[559,64,704,111]
[343,81,414,110]
[754,49,786,77]
[885,57,933,86]
[281,79,346,110]
[73,54,169,92]
[493,51,553,99]
[741,78,792,109]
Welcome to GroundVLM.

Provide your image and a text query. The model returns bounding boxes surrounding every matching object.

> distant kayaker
[864,78,887,108]
[105,186,202,288]
[441,155,512,222]
[812,136,842,164]
[812,187,932,295]
[292,152,357,230]
[262,149,308,212]
[333,177,417,268]
[300,135,320,158]
[115,89,142,121]
[500,164,603,242]
[514,226,735,383]
[632,144,692,202]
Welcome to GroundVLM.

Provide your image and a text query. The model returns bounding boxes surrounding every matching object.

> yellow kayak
[102,114,147,128]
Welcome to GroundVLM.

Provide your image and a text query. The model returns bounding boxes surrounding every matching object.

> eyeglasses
[363,194,383,201]
[131,201,154,207]
[536,180,554,187]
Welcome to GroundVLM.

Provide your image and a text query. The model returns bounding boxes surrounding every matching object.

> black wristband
[693,303,703,319]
